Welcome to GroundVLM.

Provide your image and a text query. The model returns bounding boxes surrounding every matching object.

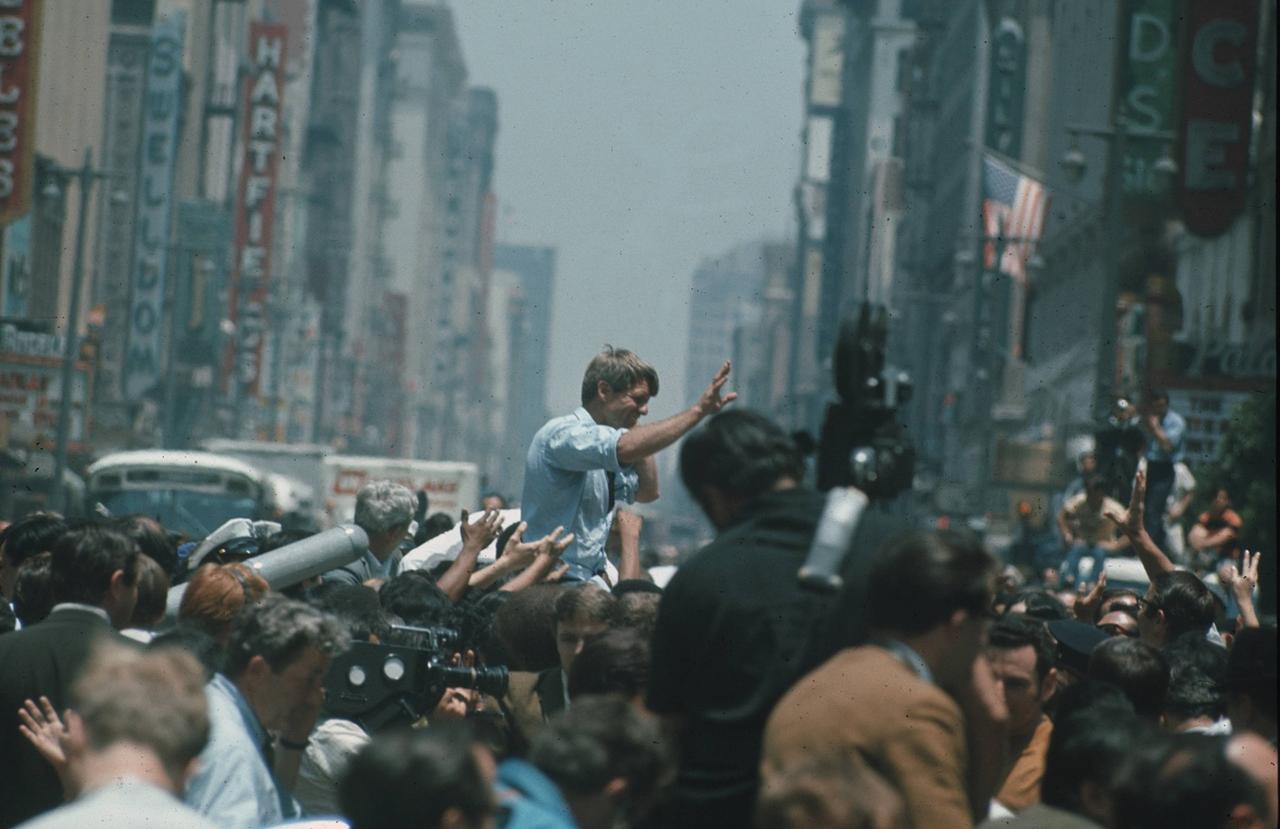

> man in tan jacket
[762,530,1005,829]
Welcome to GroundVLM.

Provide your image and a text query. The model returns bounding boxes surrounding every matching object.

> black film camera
[813,303,916,497]
[323,630,508,732]
[797,304,916,592]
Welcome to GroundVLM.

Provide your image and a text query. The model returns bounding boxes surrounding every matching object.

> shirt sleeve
[1163,413,1185,449]
[613,465,640,504]
[542,420,625,473]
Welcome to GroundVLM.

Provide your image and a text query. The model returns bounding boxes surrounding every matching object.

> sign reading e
[1177,0,1260,238]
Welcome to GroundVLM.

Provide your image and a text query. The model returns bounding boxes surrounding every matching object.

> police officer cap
[1047,619,1109,677]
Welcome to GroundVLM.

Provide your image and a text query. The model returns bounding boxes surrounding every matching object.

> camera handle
[798,487,869,593]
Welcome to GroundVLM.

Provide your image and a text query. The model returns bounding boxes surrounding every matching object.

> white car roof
[86,450,264,482]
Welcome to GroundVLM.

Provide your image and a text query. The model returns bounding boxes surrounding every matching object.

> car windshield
[97,490,259,538]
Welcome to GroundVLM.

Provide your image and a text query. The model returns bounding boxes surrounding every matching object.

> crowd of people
[0,350,1275,829]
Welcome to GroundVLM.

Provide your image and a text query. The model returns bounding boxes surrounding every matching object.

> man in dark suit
[0,522,140,828]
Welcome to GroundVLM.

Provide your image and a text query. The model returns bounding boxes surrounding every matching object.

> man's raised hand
[1105,468,1146,538]
[695,360,738,418]
[459,508,503,552]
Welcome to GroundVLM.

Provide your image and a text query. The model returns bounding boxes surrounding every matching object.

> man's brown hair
[580,346,659,405]
[554,583,617,626]
[71,643,210,775]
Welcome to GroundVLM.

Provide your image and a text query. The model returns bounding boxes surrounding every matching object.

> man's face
[256,645,332,732]
[1150,397,1169,418]
[597,381,651,429]
[556,616,607,674]
[1079,453,1097,475]
[481,495,505,512]
[1211,489,1231,513]
[988,644,1046,736]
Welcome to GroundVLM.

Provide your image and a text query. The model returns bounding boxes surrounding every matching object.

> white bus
[85,450,274,538]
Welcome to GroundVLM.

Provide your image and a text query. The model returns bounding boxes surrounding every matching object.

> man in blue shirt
[1139,389,1185,550]
[185,595,349,829]
[521,347,736,583]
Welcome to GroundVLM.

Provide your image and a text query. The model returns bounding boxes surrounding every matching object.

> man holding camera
[1138,389,1185,551]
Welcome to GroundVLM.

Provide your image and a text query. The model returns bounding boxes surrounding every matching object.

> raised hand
[695,360,738,418]
[1105,468,1146,538]
[1223,550,1261,604]
[1074,570,1108,623]
[459,508,503,553]
[18,697,74,796]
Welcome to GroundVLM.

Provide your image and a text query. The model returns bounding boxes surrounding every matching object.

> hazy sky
[452,1,805,420]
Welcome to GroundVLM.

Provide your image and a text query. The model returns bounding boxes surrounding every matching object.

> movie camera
[322,625,508,732]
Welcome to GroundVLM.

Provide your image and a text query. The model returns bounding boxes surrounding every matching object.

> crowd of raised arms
[0,348,1274,829]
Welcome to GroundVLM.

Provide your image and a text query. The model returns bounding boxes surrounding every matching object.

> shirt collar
[572,406,593,423]
[50,603,112,624]
[210,673,269,750]
[878,638,935,685]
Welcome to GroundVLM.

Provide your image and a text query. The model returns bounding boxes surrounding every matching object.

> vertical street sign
[1116,0,1181,212]
[1177,0,1261,237]
[0,0,42,226]
[123,11,185,399]
[226,22,287,400]
[985,17,1026,158]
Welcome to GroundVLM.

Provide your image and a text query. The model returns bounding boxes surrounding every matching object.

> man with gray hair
[521,346,736,583]
[323,480,415,586]
[184,594,350,829]
[15,644,216,829]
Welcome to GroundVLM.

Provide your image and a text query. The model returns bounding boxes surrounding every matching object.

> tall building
[385,1,467,457]
[684,241,773,408]
[787,0,914,433]
[493,243,556,464]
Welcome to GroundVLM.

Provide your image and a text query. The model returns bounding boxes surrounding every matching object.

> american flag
[982,153,1049,284]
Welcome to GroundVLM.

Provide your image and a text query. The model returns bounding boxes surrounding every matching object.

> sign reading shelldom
[0,0,43,226]
[225,22,287,398]
[1177,0,1261,238]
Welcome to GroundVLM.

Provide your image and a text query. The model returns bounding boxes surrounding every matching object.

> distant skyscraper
[493,244,556,464]
[684,242,770,407]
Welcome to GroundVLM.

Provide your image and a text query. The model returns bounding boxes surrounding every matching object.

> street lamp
[40,149,120,512]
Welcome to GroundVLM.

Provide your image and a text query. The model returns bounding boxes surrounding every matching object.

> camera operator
[1138,390,1185,550]
[1094,397,1144,503]
[646,409,902,829]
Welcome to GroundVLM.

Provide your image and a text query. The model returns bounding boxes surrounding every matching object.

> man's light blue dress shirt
[521,407,638,581]
[1145,410,1186,463]
[185,674,299,829]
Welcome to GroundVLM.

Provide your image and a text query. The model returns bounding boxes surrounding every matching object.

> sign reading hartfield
[0,0,42,226]
[225,22,287,398]
[124,11,185,399]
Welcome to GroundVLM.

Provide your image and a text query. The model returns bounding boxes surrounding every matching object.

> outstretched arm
[616,361,736,465]
[435,509,503,602]
[1105,469,1176,579]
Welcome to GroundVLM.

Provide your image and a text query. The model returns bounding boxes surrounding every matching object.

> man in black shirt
[647,409,903,828]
